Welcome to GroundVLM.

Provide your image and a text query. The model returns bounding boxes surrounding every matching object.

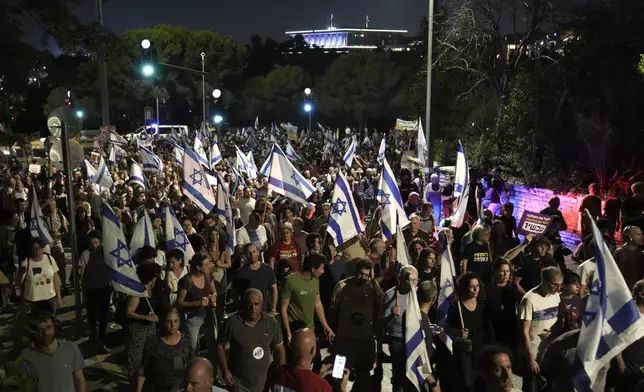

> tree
[243,65,311,121]
[316,52,412,128]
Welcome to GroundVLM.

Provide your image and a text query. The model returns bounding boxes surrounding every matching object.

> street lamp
[212,89,222,99]
[141,39,151,49]
[75,110,84,118]
[214,114,223,124]
[304,87,312,96]
[142,64,154,77]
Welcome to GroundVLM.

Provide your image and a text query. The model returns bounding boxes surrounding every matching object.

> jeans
[85,287,111,341]
[389,338,406,392]
[184,310,218,362]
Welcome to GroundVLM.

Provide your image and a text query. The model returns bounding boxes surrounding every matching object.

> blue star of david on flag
[331,198,347,216]
[30,220,39,231]
[380,193,391,206]
[110,239,133,268]
[290,172,299,186]
[173,227,189,250]
[189,168,203,186]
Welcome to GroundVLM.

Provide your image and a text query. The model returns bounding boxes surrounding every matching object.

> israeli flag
[571,210,644,391]
[130,210,156,257]
[377,158,410,239]
[395,212,410,266]
[405,275,433,391]
[101,201,146,296]
[92,156,114,190]
[285,140,300,162]
[259,143,314,204]
[270,122,278,143]
[109,131,128,146]
[437,229,456,327]
[29,187,53,252]
[343,140,356,169]
[229,165,248,197]
[182,148,216,214]
[129,162,147,190]
[327,174,365,246]
[85,159,98,183]
[377,136,386,165]
[236,146,256,179]
[449,141,470,228]
[210,140,222,169]
[193,136,209,168]
[164,205,195,260]
[247,151,258,173]
[108,143,126,163]
[173,144,185,168]
[215,173,236,255]
[140,145,163,175]
[254,116,259,130]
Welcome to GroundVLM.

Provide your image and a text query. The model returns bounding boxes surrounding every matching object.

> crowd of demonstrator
[0,126,644,392]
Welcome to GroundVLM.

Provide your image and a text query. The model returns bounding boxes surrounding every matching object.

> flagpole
[425,0,435,181]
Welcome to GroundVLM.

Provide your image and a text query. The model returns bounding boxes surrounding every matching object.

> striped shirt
[519,287,560,358]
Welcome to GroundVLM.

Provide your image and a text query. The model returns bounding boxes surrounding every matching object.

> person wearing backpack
[15,237,63,316]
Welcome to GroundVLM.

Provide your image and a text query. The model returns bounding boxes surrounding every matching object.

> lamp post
[212,89,222,140]
[425,0,436,179]
[201,52,206,131]
[304,88,312,132]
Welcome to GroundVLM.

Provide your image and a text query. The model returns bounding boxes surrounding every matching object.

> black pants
[85,287,111,340]
[333,337,376,391]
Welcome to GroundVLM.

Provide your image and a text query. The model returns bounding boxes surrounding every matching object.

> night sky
[70,0,428,43]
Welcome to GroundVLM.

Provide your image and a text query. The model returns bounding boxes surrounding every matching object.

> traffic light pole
[61,121,82,331]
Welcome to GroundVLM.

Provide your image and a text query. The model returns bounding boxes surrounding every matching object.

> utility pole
[97,0,110,126]
[425,0,435,180]
[201,52,206,131]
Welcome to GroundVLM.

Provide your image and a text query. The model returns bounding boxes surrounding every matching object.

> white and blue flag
[417,119,428,165]
[140,145,163,175]
[130,210,156,257]
[215,174,236,255]
[164,205,195,260]
[343,140,356,169]
[210,140,222,169]
[448,141,470,228]
[85,159,98,183]
[260,144,314,204]
[254,116,259,130]
[193,136,209,168]
[285,140,300,162]
[102,201,146,296]
[129,162,147,189]
[91,156,114,190]
[108,145,117,164]
[571,210,644,391]
[182,148,216,214]
[110,132,128,146]
[327,174,364,246]
[29,187,53,252]
[437,228,456,326]
[395,212,410,266]
[405,275,433,391]
[377,158,410,239]
[173,144,185,168]
[377,136,386,165]
[235,146,256,179]
[108,143,126,164]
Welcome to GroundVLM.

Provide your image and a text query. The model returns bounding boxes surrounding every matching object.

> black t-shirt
[462,241,492,283]
[234,263,276,312]
[516,255,558,292]
[579,195,602,234]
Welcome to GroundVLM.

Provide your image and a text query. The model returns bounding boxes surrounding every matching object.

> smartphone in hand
[332,355,346,379]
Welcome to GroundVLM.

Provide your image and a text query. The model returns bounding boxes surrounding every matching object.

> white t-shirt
[519,287,560,358]
[236,225,268,250]
[577,258,596,295]
[238,197,256,225]
[160,266,188,306]
[21,255,59,302]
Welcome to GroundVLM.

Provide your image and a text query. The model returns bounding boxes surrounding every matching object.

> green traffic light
[142,64,154,77]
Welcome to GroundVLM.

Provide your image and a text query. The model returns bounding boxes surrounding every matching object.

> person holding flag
[377,158,410,239]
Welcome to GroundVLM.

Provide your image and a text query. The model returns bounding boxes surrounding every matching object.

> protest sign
[516,210,554,236]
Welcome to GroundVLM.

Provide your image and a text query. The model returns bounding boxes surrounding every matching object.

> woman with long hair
[177,253,217,354]
[162,248,188,307]
[136,308,194,392]
[416,247,438,284]
[125,263,161,379]
[485,258,521,360]
[447,272,495,392]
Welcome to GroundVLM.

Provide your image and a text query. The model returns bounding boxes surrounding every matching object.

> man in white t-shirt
[576,257,595,297]
[236,212,267,263]
[237,188,256,226]
[519,266,563,384]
